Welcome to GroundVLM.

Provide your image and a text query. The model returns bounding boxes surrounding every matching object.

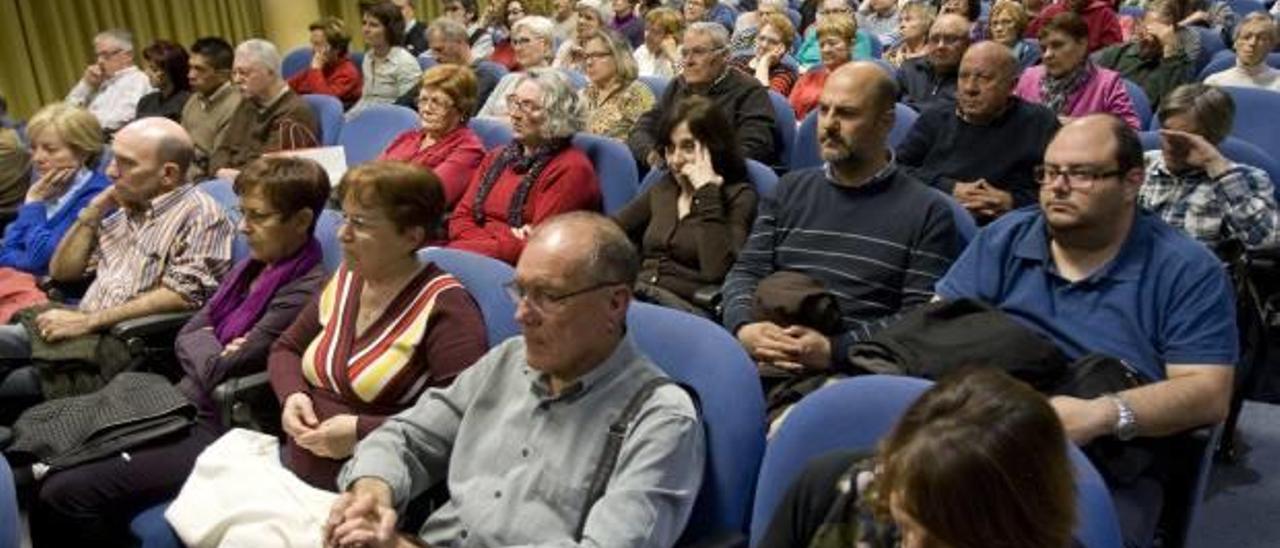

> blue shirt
[0,168,111,275]
[935,207,1238,381]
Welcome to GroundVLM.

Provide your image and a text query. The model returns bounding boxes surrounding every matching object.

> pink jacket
[1013,64,1141,129]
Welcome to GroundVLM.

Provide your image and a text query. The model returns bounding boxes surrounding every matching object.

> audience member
[181,37,241,180]
[1140,84,1278,249]
[858,0,902,46]
[1095,0,1195,110]
[1023,0,1048,20]
[28,156,330,546]
[449,69,602,264]
[796,0,874,70]
[1204,13,1280,91]
[790,15,857,118]
[1026,0,1124,53]
[0,95,32,223]
[935,114,1237,547]
[581,29,655,141]
[552,0,578,41]
[759,368,1077,548]
[1014,13,1141,129]
[940,0,987,39]
[477,15,557,121]
[209,39,319,179]
[630,22,778,169]
[611,0,646,48]
[1180,0,1237,38]
[553,0,611,72]
[897,13,971,112]
[989,0,1042,72]
[683,0,716,27]
[287,16,363,110]
[723,62,956,374]
[883,1,936,67]
[347,0,422,118]
[324,212,704,548]
[731,13,799,95]
[613,96,758,317]
[271,161,488,489]
[396,18,501,113]
[897,42,1060,222]
[0,118,233,411]
[0,104,109,276]
[379,65,486,208]
[486,0,531,70]
[65,29,154,133]
[441,0,495,60]
[391,0,428,56]
[729,0,790,52]
[135,40,191,123]
[635,7,684,78]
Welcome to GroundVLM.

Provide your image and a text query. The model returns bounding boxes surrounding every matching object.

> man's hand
[35,309,98,342]
[737,321,801,363]
[85,186,118,218]
[296,414,360,459]
[1049,395,1117,445]
[1147,20,1180,57]
[83,64,106,89]
[782,325,832,369]
[1160,129,1233,178]
[324,478,402,548]
[282,392,320,440]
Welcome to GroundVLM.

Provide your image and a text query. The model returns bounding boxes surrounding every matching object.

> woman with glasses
[450,69,601,265]
[580,29,654,141]
[346,0,422,118]
[486,0,532,70]
[731,12,799,95]
[477,15,557,121]
[636,7,684,78]
[612,96,756,317]
[378,65,485,208]
[883,2,936,68]
[796,0,875,70]
[272,161,489,489]
[30,157,332,545]
[1014,12,1141,129]
[553,0,610,72]
[989,1,1041,73]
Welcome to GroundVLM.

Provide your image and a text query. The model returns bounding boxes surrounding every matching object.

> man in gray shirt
[324,212,706,548]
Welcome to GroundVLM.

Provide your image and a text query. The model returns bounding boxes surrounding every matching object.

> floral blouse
[581,79,655,141]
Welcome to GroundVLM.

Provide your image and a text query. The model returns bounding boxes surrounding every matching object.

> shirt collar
[1012,211,1148,282]
[126,183,194,223]
[104,65,142,86]
[255,86,291,111]
[528,332,639,403]
[823,149,899,191]
[199,81,235,105]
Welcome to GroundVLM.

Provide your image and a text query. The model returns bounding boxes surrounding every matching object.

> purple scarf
[206,238,323,344]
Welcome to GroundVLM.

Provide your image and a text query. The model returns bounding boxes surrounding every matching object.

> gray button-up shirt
[339,334,706,548]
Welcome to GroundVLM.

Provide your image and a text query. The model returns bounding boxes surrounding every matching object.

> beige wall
[261,0,322,53]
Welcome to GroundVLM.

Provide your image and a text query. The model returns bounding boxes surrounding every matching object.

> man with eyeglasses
[324,212,705,548]
[394,18,501,114]
[935,114,1237,547]
[896,13,970,113]
[628,21,777,169]
[65,29,154,134]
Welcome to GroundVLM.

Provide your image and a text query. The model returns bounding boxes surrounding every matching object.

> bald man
[0,117,232,416]
[897,13,971,112]
[327,211,704,548]
[724,62,958,375]
[897,41,1060,223]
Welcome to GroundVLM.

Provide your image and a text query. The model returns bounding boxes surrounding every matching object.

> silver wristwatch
[1106,393,1138,441]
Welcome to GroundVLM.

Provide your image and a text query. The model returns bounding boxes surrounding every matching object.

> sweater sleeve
[737,84,780,166]
[721,186,782,334]
[432,139,486,209]
[1105,76,1143,130]
[894,110,953,191]
[691,183,759,284]
[269,293,324,404]
[0,179,106,275]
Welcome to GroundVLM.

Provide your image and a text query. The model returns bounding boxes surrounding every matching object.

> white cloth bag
[165,428,338,548]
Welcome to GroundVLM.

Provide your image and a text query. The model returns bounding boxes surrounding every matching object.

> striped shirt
[79,184,234,312]
[722,164,958,365]
[1139,150,1280,249]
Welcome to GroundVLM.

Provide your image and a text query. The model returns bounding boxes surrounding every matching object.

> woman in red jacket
[287,16,363,109]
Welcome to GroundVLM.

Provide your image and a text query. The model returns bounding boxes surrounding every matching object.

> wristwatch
[1106,393,1138,441]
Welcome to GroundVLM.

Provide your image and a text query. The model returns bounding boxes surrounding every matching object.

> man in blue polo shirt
[934,114,1237,547]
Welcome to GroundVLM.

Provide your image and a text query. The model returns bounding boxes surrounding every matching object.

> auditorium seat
[0,453,17,548]
[418,247,520,346]
[640,158,780,200]
[339,104,420,166]
[791,104,919,170]
[1122,79,1153,130]
[1198,52,1280,81]
[638,75,669,98]
[281,46,311,80]
[302,94,344,147]
[468,117,514,150]
[767,90,796,172]
[571,133,639,214]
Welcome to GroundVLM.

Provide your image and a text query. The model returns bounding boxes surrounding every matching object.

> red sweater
[789,67,829,119]
[447,146,601,264]
[1026,1,1123,53]
[378,126,486,208]
[287,57,363,109]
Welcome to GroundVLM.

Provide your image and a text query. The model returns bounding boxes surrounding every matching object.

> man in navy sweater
[722,62,958,372]
[897,41,1060,224]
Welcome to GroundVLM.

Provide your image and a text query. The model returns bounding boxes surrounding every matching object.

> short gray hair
[429,17,470,43]
[519,68,584,140]
[1157,84,1235,145]
[236,39,283,77]
[513,15,557,46]
[1235,12,1279,43]
[535,212,640,286]
[686,21,730,49]
[95,29,134,52]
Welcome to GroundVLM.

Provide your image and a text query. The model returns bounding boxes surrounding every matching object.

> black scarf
[471,138,572,227]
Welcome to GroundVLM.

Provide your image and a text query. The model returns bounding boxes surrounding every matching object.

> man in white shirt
[1204,13,1280,91]
[65,29,154,134]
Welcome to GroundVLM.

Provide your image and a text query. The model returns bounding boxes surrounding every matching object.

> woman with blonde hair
[579,28,655,141]
[884,2,937,67]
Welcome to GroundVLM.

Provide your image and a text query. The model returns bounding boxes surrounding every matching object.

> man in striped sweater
[723,62,958,373]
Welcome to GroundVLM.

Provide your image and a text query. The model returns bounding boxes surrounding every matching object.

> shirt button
[650,274,659,283]
[494,490,502,499]
[521,448,529,458]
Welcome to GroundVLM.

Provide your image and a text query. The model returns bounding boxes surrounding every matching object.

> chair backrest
[931,187,978,251]
[418,247,520,346]
[571,133,639,214]
[1122,79,1153,130]
[474,60,509,82]
[195,178,251,264]
[418,54,437,71]
[302,94,345,147]
[468,117,515,150]
[1198,51,1237,81]
[1138,131,1280,202]
[0,454,18,548]
[791,104,920,170]
[1226,0,1266,16]
[1119,5,1146,18]
[749,376,1125,548]
[638,75,670,99]
[638,158,781,201]
[281,46,311,80]
[1218,86,1280,155]
[627,302,767,543]
[350,51,365,70]
[767,90,796,171]
[865,31,884,59]
[315,208,344,273]
[339,104,421,166]
[1193,27,1227,74]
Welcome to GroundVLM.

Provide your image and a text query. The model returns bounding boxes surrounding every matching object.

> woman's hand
[311,43,331,70]
[26,168,77,203]
[660,35,679,60]
[296,414,360,459]
[281,392,319,440]
[681,142,722,189]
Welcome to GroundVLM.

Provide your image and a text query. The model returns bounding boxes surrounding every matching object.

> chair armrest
[39,276,94,304]
[212,371,282,435]
[691,285,722,311]
[110,312,196,340]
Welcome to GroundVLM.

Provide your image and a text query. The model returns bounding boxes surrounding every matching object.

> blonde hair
[989,1,1029,36]
[816,14,858,44]
[758,12,797,51]
[26,103,103,168]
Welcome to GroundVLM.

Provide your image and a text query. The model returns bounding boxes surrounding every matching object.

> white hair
[95,29,134,52]
[513,15,557,43]
[687,21,730,49]
[236,39,282,77]
[519,68,584,140]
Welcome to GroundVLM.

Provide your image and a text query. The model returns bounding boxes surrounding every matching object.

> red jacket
[1026,0,1123,53]
[287,56,363,110]
[378,126,486,208]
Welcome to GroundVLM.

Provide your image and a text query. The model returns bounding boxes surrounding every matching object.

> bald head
[528,212,640,287]
[929,13,972,71]
[963,41,1018,83]
[957,41,1019,122]
[828,61,898,112]
[118,117,196,175]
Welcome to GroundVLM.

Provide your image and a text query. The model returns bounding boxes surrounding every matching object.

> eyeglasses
[818,8,851,16]
[511,36,537,46]
[1034,165,1125,190]
[505,95,544,115]
[418,93,456,111]
[581,50,613,62]
[95,48,124,60]
[338,212,391,234]
[503,279,623,312]
[681,46,725,59]
[929,33,969,45]
[234,207,282,226]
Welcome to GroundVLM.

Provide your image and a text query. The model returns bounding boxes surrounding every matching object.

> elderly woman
[790,15,857,118]
[378,65,485,207]
[486,0,530,70]
[477,15,557,121]
[1014,12,1141,129]
[796,0,875,70]
[612,96,757,317]
[1205,12,1280,91]
[635,6,683,78]
[553,0,610,71]
[287,16,362,110]
[884,1,936,67]
[683,0,715,27]
[273,161,489,489]
[990,1,1042,72]
[30,157,332,546]
[449,69,601,264]
[940,0,986,39]
[347,0,422,117]
[580,29,654,141]
[136,40,191,122]
[731,13,799,95]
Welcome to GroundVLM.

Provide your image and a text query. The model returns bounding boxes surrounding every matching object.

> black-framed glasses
[504,279,624,312]
[1034,165,1125,190]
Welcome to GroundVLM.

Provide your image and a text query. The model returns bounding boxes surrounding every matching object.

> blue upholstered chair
[339,104,420,166]
[302,94,344,147]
